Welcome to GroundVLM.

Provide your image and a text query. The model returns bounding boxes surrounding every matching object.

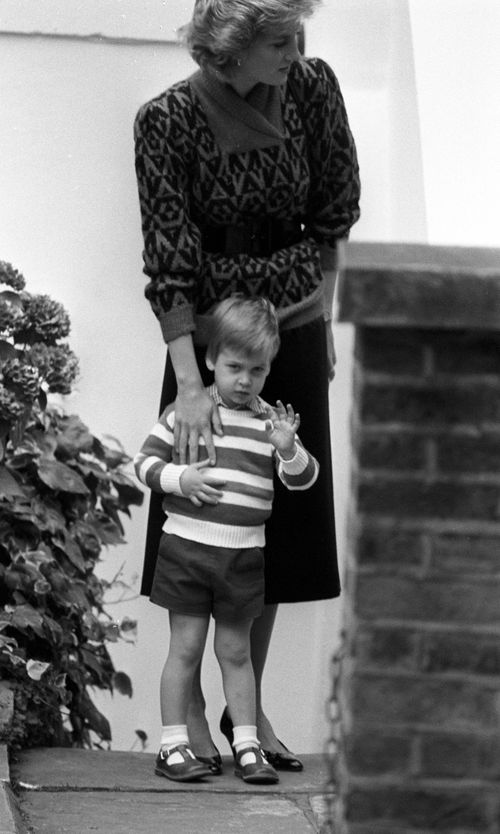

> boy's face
[207,347,271,409]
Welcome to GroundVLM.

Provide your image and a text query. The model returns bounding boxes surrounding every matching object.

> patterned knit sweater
[134,386,319,549]
[134,57,360,343]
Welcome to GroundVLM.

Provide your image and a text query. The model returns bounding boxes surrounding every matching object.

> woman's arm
[134,95,200,344]
[300,58,361,245]
[134,93,222,461]
[167,334,222,465]
[296,59,361,380]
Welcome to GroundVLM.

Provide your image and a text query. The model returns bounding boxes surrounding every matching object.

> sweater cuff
[159,464,189,496]
[277,443,309,475]
[158,306,196,344]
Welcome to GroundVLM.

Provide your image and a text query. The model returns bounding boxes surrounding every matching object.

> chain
[319,635,345,834]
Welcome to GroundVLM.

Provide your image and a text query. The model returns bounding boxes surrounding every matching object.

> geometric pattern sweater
[134,58,361,343]
[134,386,319,549]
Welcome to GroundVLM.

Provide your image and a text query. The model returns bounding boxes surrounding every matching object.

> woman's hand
[265,400,300,459]
[174,384,223,465]
[180,460,226,507]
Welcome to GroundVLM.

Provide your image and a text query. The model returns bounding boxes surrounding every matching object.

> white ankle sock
[160,724,189,758]
[232,725,259,754]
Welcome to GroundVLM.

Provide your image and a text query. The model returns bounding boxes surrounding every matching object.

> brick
[431,533,500,575]
[421,631,500,676]
[361,383,500,425]
[357,328,426,375]
[357,527,424,570]
[350,673,500,731]
[355,626,419,671]
[358,479,500,522]
[345,731,412,776]
[421,732,500,779]
[354,573,500,625]
[431,332,500,375]
[437,434,500,474]
[358,433,427,470]
[345,785,492,830]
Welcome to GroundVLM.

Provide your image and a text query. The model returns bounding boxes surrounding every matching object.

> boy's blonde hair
[206,296,280,364]
[180,0,319,72]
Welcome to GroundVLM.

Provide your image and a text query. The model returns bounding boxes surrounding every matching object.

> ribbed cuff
[158,307,196,344]
[277,443,309,475]
[159,464,188,496]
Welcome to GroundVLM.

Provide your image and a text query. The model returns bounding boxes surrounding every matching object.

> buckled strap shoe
[155,744,212,782]
[234,746,279,785]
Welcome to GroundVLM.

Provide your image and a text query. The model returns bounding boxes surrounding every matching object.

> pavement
[1,745,335,833]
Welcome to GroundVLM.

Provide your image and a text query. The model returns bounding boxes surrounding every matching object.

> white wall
[409,0,500,247]
[0,0,191,40]
[2,0,495,756]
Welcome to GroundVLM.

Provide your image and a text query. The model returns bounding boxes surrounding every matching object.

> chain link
[319,635,345,834]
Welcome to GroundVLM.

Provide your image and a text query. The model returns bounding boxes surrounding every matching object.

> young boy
[134,296,319,784]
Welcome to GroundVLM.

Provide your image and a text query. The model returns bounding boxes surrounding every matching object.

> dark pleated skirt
[140,316,340,603]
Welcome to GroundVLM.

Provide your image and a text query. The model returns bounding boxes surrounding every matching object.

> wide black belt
[200,217,304,257]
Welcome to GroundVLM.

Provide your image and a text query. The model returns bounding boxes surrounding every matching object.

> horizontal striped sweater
[134,389,319,548]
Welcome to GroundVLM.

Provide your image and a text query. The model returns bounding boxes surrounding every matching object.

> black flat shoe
[220,707,303,771]
[262,743,304,772]
[195,750,223,775]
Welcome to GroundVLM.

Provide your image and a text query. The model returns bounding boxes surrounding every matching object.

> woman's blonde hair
[206,296,280,365]
[180,0,320,71]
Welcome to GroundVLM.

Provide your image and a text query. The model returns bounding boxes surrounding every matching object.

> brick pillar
[334,242,500,834]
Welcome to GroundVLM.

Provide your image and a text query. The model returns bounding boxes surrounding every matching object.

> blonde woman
[134,0,360,774]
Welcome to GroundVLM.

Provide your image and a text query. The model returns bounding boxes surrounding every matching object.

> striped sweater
[134,387,319,549]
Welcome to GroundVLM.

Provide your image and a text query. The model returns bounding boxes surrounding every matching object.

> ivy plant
[0,261,143,749]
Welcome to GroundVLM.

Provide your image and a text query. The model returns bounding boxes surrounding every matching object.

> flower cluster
[0,263,80,439]
[0,300,24,335]
[28,343,79,395]
[0,383,25,422]
[1,358,40,404]
[0,261,26,292]
[13,293,71,345]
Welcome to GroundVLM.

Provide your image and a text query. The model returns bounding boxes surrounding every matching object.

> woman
[134,0,360,772]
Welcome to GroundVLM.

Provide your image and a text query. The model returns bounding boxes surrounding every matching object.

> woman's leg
[250,604,282,749]
[250,604,299,760]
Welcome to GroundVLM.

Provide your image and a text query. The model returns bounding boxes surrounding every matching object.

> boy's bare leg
[214,618,256,727]
[161,612,209,726]
[187,604,286,756]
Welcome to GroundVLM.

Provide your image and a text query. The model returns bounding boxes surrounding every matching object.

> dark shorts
[150,533,265,622]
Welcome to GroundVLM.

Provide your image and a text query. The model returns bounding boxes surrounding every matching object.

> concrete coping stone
[337,241,500,331]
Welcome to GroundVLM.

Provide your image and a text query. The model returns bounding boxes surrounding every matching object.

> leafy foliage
[0,261,143,749]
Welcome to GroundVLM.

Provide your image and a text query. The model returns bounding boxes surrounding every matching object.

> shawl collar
[189,69,285,154]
